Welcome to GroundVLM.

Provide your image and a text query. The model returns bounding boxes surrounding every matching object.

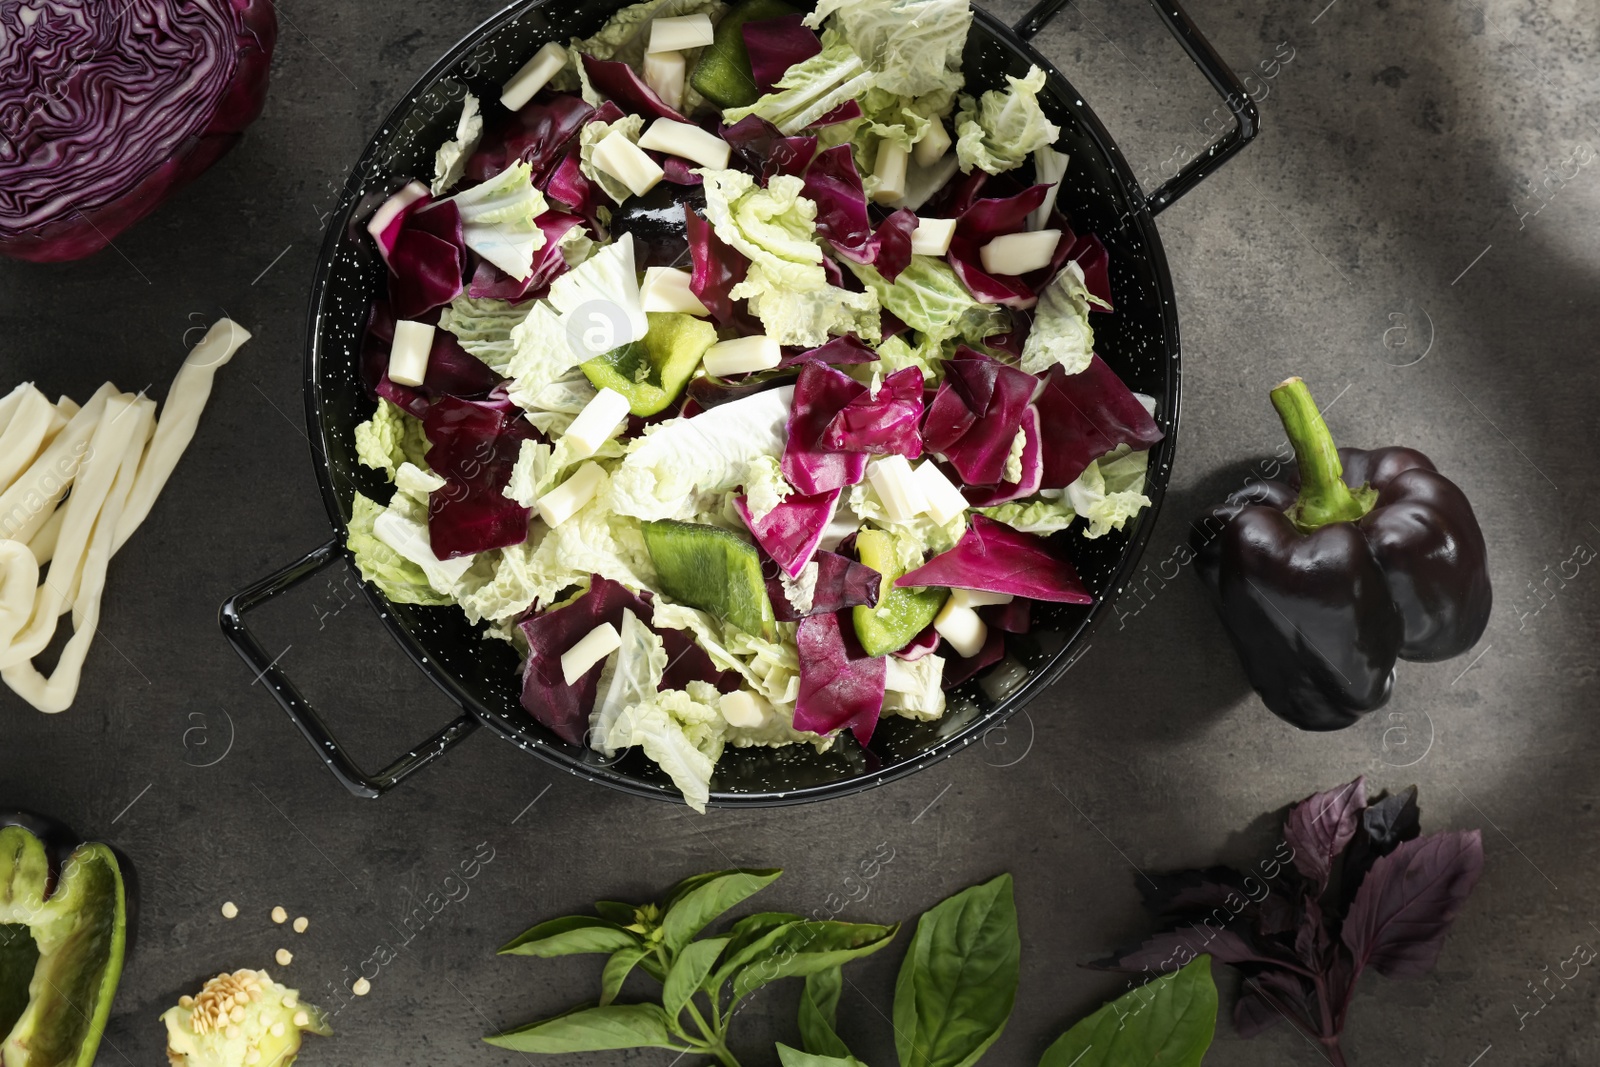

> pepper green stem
[1270,377,1377,533]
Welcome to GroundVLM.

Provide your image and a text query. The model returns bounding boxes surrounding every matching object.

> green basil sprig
[486,868,898,1067]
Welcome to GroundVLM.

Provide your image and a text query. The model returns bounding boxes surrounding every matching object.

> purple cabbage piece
[982,599,1032,634]
[0,0,277,262]
[898,515,1093,604]
[721,115,818,181]
[736,489,841,578]
[962,405,1041,506]
[686,205,752,325]
[768,551,881,621]
[389,200,466,319]
[581,54,689,122]
[519,576,651,745]
[894,624,941,661]
[821,366,924,457]
[742,14,822,93]
[942,628,1005,689]
[1035,357,1163,488]
[795,612,887,744]
[777,334,880,369]
[944,185,1064,308]
[782,362,870,495]
[922,347,1036,486]
[422,393,535,559]
[466,93,595,187]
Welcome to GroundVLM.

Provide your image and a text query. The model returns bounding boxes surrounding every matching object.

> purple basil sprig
[1093,777,1483,1066]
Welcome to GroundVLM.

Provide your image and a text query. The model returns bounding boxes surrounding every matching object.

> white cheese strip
[1029,148,1070,230]
[0,386,55,496]
[933,599,988,659]
[868,455,927,522]
[366,181,429,246]
[592,130,665,198]
[702,335,781,377]
[719,689,768,728]
[872,141,908,204]
[501,41,569,112]
[643,50,686,111]
[949,588,1014,609]
[913,461,967,525]
[648,14,715,53]
[640,266,710,316]
[913,120,952,167]
[1134,392,1157,417]
[0,383,28,438]
[909,216,956,257]
[561,622,622,685]
[980,230,1061,276]
[113,319,248,551]
[564,387,632,459]
[388,320,435,387]
[638,117,731,170]
[537,461,606,527]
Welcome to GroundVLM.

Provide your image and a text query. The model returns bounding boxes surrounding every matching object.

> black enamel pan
[221,0,1257,803]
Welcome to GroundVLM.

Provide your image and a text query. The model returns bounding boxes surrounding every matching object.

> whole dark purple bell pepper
[1191,377,1492,731]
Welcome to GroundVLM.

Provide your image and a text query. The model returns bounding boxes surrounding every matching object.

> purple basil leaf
[898,515,1093,604]
[1035,357,1164,489]
[1340,830,1485,979]
[782,361,870,495]
[820,366,924,457]
[742,14,821,93]
[1344,786,1424,895]
[519,576,652,745]
[1233,969,1316,1040]
[795,612,887,744]
[1283,776,1367,894]
[581,54,688,121]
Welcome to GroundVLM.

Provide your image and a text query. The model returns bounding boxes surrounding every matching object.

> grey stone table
[3,0,1597,1063]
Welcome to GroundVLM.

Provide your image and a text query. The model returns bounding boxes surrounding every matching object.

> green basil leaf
[661,868,783,950]
[705,913,806,997]
[600,945,649,1006]
[484,1003,685,1052]
[777,1042,870,1067]
[499,915,641,957]
[730,921,899,1003]
[595,900,640,925]
[894,874,1020,1067]
[798,966,852,1059]
[639,952,667,983]
[1038,956,1217,1067]
[664,937,729,1022]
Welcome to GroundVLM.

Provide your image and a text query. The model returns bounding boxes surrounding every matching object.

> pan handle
[218,538,479,799]
[1015,0,1259,215]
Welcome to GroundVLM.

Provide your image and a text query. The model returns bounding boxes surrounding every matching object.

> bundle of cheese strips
[0,319,248,712]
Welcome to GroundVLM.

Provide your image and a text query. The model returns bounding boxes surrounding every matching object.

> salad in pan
[348,0,1163,809]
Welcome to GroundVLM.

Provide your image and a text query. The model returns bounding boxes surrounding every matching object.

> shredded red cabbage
[821,366,924,457]
[737,488,841,578]
[743,14,822,94]
[922,348,1036,486]
[782,362,871,495]
[768,551,881,621]
[581,54,689,122]
[467,93,594,187]
[722,116,819,181]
